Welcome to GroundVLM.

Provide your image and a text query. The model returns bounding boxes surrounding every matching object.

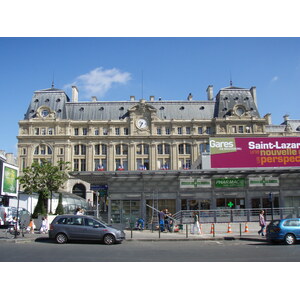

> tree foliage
[55,192,64,215]
[18,160,70,217]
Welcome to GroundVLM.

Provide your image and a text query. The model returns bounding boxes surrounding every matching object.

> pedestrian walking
[158,209,165,232]
[191,211,201,235]
[164,209,172,232]
[258,210,266,236]
[40,217,48,234]
[27,218,35,234]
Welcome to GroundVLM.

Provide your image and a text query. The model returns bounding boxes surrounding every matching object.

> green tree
[18,160,70,217]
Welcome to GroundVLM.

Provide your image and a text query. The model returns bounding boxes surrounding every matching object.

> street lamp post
[269,192,274,222]
[96,191,99,218]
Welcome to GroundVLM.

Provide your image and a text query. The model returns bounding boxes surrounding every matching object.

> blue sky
[1,37,300,155]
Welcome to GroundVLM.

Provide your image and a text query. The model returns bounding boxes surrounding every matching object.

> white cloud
[65,67,131,98]
[271,76,279,82]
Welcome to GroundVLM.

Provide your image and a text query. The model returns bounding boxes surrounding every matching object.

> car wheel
[103,234,116,245]
[56,233,68,244]
[284,233,296,245]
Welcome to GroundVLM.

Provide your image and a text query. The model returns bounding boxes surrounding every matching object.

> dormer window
[179,106,185,110]
[200,106,205,110]
[56,98,61,102]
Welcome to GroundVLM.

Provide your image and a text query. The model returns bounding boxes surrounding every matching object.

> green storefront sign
[215,178,245,188]
[180,178,211,188]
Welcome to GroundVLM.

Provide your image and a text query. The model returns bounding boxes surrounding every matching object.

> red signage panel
[209,137,300,168]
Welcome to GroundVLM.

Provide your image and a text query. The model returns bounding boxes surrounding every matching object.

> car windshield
[92,216,107,226]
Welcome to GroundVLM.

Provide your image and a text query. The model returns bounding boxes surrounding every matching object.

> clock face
[136,118,148,129]
[41,109,49,117]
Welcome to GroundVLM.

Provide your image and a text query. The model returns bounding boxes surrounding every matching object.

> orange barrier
[210,223,215,234]
[227,223,232,233]
[244,223,249,233]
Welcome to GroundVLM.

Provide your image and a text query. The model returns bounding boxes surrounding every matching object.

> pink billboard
[210,137,300,168]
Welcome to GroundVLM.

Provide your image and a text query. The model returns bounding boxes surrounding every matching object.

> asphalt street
[0,238,299,262]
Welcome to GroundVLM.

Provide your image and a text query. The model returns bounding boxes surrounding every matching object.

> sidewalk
[0,222,267,243]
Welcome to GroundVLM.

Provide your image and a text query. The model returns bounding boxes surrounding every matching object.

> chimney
[150,96,155,102]
[250,86,257,106]
[187,93,193,101]
[264,113,272,125]
[283,114,290,122]
[91,96,97,102]
[130,96,135,102]
[206,85,213,100]
[72,86,78,102]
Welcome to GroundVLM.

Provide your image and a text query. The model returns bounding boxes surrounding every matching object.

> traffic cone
[227,223,232,233]
[210,223,215,234]
[244,223,249,233]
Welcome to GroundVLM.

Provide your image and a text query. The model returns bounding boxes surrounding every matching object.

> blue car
[266,218,300,245]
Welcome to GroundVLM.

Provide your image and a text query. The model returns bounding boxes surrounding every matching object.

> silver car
[49,214,125,245]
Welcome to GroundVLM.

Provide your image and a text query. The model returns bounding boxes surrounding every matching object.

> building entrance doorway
[146,199,175,225]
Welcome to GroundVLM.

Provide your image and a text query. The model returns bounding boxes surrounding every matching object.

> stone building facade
[17,84,300,224]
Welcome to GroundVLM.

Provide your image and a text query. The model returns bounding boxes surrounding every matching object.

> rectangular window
[232,126,237,133]
[81,145,86,155]
[179,144,184,154]
[116,145,121,155]
[166,128,171,135]
[74,159,79,171]
[137,144,142,155]
[198,127,203,134]
[94,129,99,135]
[238,126,244,133]
[74,128,79,136]
[157,128,162,135]
[102,144,107,155]
[48,128,54,135]
[81,159,86,171]
[186,127,191,134]
[206,127,211,134]
[95,145,100,155]
[74,145,79,155]
[124,128,129,135]
[41,128,46,135]
[60,148,64,155]
[82,128,88,135]
[103,128,108,135]
[115,128,120,135]
[34,128,40,135]
[186,144,191,154]
[158,144,163,154]
[177,127,182,134]
[22,158,26,170]
[22,148,26,155]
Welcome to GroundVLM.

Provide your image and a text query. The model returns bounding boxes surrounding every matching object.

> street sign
[227,202,234,208]
[91,184,108,191]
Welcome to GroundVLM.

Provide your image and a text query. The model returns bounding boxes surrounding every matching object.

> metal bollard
[186,224,188,238]
[239,223,242,237]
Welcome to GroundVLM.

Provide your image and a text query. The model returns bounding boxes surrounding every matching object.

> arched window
[72,183,86,199]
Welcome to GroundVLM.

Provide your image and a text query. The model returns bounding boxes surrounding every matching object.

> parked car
[49,214,125,245]
[266,218,300,245]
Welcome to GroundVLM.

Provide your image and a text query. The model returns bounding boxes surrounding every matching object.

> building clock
[136,118,148,129]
